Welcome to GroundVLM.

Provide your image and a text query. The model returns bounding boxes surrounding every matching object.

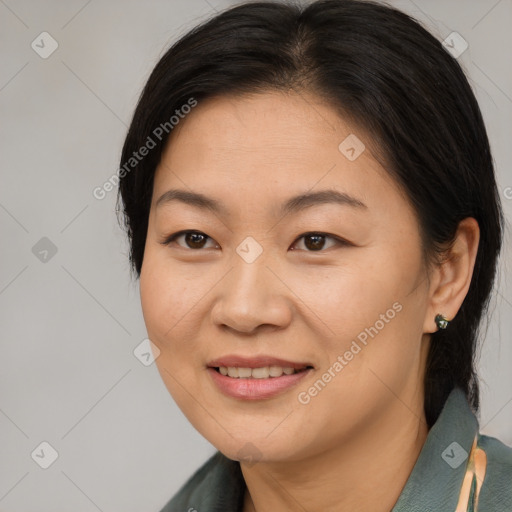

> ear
[423,217,480,333]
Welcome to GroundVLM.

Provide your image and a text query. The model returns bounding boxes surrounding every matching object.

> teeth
[251,367,269,379]
[227,367,239,378]
[269,365,284,377]
[218,366,304,378]
[238,367,252,378]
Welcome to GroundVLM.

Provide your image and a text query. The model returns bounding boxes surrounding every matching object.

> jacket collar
[391,387,478,511]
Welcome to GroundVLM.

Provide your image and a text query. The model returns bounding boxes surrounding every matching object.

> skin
[139,91,480,512]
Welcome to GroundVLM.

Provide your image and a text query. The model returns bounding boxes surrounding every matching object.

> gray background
[0,0,511,510]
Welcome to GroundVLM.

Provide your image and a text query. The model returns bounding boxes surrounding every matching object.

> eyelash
[159,230,350,252]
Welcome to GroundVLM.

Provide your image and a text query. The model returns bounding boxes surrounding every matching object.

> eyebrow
[155,188,367,216]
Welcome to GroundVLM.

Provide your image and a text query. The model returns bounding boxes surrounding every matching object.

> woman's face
[140,91,433,462]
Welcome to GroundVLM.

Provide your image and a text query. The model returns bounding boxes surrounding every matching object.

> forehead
[152,91,402,213]
[161,92,366,161]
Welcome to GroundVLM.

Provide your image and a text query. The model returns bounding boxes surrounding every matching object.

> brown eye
[291,232,346,252]
[184,232,208,249]
[304,234,327,251]
[161,230,218,250]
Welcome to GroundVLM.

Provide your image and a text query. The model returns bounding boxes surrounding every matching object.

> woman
[117,0,512,510]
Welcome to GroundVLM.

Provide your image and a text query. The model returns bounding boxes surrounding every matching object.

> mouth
[206,355,314,399]
[207,355,314,377]
[211,365,313,379]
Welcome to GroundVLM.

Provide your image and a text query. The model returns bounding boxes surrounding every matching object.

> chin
[204,430,304,465]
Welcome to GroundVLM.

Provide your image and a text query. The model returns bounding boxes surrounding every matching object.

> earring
[435,314,449,330]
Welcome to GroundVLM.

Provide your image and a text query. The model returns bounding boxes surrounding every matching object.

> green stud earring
[435,314,449,330]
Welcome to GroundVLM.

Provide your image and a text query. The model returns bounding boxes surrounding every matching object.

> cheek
[286,256,404,339]
[139,260,207,409]
[139,255,199,347]
[290,250,425,375]
[140,235,208,316]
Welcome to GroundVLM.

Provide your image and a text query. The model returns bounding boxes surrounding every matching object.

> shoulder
[158,451,245,512]
[478,433,512,509]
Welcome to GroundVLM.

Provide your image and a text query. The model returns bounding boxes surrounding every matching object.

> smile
[215,366,308,378]
[207,356,314,399]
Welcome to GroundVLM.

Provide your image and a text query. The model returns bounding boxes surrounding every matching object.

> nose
[210,254,293,335]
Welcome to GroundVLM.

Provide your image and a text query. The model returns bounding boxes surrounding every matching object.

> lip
[207,355,313,370]
[206,354,314,400]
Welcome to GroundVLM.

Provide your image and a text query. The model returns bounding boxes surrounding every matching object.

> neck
[241,393,429,512]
